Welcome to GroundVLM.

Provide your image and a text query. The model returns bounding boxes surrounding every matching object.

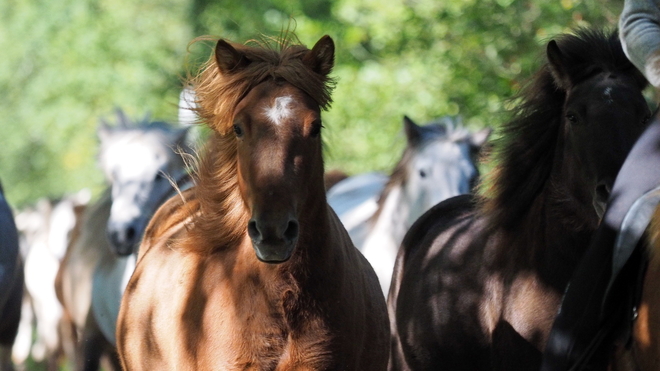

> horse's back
[389,194,494,370]
[327,173,386,219]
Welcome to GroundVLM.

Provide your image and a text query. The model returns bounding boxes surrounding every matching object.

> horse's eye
[233,124,243,137]
[310,121,323,138]
[154,172,164,182]
[419,170,427,178]
[566,114,578,124]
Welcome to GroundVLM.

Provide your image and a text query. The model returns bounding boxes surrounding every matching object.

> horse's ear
[403,115,422,146]
[547,40,572,90]
[215,39,251,74]
[115,108,132,128]
[303,35,335,76]
[470,127,493,158]
[470,127,492,149]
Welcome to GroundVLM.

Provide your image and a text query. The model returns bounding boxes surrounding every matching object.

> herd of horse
[0,27,659,370]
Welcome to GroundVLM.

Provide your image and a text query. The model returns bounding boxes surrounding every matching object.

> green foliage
[0,0,191,206]
[0,0,624,207]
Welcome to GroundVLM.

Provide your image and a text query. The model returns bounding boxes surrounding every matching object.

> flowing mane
[478,28,647,231]
[188,36,336,252]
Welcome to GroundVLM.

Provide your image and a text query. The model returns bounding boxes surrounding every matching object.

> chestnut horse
[117,35,389,370]
[388,29,651,370]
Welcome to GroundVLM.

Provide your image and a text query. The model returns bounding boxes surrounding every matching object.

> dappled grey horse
[327,116,490,295]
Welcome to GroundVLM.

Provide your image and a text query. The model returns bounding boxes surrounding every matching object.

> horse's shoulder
[139,187,198,259]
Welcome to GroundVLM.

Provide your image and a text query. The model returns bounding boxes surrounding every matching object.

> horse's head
[398,116,490,226]
[99,111,188,256]
[547,33,651,218]
[211,36,334,263]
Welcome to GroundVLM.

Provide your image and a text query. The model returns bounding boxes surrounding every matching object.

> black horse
[0,181,23,371]
[388,28,651,370]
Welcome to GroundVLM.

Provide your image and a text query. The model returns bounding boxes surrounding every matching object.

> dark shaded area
[542,116,660,370]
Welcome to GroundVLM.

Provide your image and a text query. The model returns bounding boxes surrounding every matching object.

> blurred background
[0,0,624,208]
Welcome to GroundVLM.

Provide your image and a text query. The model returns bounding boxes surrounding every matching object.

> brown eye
[566,114,578,124]
[310,121,323,138]
[233,124,243,137]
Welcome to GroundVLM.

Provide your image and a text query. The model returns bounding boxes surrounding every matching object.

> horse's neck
[504,184,598,290]
[297,200,341,267]
[359,187,408,294]
[369,185,410,247]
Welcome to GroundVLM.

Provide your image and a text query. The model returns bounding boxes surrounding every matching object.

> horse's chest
[201,280,334,370]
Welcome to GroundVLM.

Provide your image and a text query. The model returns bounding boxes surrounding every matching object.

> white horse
[57,109,191,371]
[327,116,491,295]
[13,191,89,371]
[93,109,191,343]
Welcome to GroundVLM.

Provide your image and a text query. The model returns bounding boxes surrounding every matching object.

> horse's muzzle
[107,224,139,256]
[248,218,299,264]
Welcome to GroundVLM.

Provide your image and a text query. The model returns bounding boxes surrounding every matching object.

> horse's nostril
[126,226,136,242]
[247,220,260,240]
[284,220,299,242]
